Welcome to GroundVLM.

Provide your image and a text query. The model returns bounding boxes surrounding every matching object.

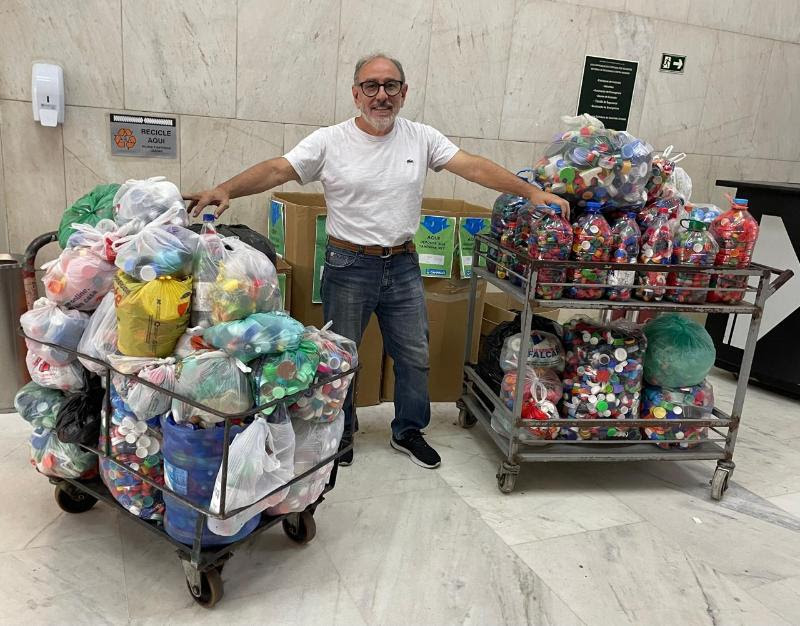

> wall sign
[109,113,177,158]
[576,56,638,131]
[660,53,686,73]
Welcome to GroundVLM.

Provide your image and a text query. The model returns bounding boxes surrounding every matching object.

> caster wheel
[54,484,97,514]
[496,462,519,494]
[457,408,476,429]
[186,567,223,608]
[710,468,730,501]
[283,511,316,544]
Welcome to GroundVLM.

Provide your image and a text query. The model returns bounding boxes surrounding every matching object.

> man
[184,53,568,469]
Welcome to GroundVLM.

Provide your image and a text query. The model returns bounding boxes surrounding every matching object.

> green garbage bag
[57,183,120,249]
[643,314,716,388]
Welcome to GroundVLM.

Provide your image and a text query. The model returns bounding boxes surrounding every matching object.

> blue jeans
[321,244,431,438]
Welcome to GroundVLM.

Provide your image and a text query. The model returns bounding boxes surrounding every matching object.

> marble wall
[1,0,799,253]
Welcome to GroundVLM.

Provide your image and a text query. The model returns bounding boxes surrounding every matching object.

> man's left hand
[529,188,571,220]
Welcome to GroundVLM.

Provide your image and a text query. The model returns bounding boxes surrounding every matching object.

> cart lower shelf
[459,383,735,499]
[50,474,321,608]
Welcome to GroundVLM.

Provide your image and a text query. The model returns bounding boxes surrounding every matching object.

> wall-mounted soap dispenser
[31,63,64,127]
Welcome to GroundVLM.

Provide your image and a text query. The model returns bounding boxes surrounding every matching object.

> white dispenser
[31,63,64,127]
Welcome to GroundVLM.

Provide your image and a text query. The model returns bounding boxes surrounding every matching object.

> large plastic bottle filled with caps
[707,197,760,304]
[488,173,532,274]
[495,218,517,281]
[667,219,719,304]
[191,214,226,328]
[636,206,672,302]
[606,212,640,301]
[567,202,611,299]
[530,204,573,300]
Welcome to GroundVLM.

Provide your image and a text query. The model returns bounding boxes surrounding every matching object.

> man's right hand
[183,186,231,218]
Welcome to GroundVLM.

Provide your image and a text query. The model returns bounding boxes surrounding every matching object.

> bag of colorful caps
[493,330,564,441]
[203,311,305,363]
[533,114,654,210]
[561,317,646,440]
[99,387,165,520]
[641,381,712,448]
[290,324,358,423]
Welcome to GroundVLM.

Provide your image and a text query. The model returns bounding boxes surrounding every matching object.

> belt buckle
[380,246,392,259]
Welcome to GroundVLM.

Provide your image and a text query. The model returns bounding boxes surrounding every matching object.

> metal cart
[20,232,356,609]
[458,234,793,498]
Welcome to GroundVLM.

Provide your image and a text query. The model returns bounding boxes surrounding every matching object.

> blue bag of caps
[203,311,305,363]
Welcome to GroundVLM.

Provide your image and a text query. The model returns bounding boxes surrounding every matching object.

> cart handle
[23,230,58,310]
[768,268,794,296]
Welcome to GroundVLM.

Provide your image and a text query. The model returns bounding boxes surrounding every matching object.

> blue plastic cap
[203,213,216,222]
[585,201,603,211]
[734,198,749,206]
[626,211,637,218]
[548,203,562,213]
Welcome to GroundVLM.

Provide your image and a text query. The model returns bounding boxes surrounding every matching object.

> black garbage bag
[188,223,277,265]
[56,380,105,446]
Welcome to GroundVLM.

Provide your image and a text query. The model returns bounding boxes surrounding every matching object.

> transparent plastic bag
[267,412,345,515]
[26,352,86,392]
[203,311,305,363]
[289,324,358,422]
[191,217,226,328]
[172,351,252,428]
[14,381,63,429]
[534,114,653,209]
[667,166,692,204]
[21,298,89,365]
[113,208,198,281]
[29,426,97,479]
[251,341,320,415]
[495,367,561,442]
[210,237,279,323]
[66,219,129,263]
[499,331,565,373]
[77,292,118,374]
[643,314,715,388]
[561,317,646,440]
[114,272,192,358]
[108,353,176,420]
[642,380,712,448]
[208,410,295,536]
[173,330,214,359]
[42,246,117,311]
[113,176,188,232]
[100,387,165,520]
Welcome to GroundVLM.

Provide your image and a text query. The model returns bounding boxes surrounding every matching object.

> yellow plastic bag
[114,272,192,357]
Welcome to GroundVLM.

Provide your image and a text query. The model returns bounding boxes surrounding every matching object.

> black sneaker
[390,431,441,469]
[338,434,353,467]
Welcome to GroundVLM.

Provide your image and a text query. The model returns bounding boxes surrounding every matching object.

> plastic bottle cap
[203,213,216,222]
[585,202,603,211]
[139,265,158,281]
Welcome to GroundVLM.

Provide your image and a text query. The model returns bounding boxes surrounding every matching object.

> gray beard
[360,107,396,132]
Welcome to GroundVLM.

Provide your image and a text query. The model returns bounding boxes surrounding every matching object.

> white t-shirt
[283,117,459,246]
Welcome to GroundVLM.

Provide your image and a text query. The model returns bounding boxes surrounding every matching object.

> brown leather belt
[327,236,416,257]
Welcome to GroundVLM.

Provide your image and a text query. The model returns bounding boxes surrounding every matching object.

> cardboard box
[269,193,491,406]
[382,278,487,403]
[275,258,292,314]
[268,192,382,407]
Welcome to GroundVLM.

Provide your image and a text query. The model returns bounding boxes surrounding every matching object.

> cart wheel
[186,567,224,608]
[283,511,316,544]
[496,462,519,494]
[710,468,730,501]
[457,408,477,429]
[54,484,97,514]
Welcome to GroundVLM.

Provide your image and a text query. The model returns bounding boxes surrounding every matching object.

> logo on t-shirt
[406,159,414,163]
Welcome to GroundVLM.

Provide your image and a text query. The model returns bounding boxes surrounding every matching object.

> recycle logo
[114,127,136,150]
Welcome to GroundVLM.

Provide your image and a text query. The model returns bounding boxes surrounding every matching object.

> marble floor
[1,368,799,625]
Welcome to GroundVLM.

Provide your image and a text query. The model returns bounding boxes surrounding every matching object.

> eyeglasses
[358,80,403,97]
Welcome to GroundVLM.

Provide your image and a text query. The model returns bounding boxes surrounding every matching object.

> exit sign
[660,53,686,73]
